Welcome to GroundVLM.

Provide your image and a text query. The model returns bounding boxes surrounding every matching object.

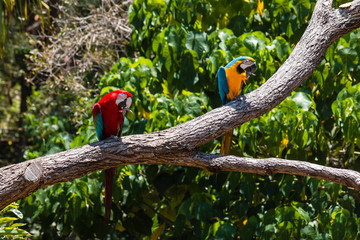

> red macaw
[92,90,133,223]
[218,56,256,155]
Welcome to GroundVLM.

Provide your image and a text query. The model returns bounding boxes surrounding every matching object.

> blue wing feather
[217,66,229,105]
[96,114,103,141]
[92,103,104,141]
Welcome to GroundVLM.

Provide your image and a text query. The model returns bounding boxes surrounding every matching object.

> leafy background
[1,0,360,239]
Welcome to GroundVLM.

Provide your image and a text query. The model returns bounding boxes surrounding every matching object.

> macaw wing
[217,66,229,105]
[117,120,123,137]
[92,103,104,141]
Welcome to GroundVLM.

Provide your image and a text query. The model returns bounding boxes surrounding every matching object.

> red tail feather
[104,167,116,223]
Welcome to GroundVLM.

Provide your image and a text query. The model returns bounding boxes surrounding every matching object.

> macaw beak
[117,99,133,115]
[240,60,256,78]
[124,107,133,114]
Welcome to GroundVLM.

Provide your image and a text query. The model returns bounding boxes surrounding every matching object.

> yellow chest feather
[225,63,247,100]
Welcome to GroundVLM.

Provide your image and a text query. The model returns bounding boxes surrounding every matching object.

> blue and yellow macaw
[218,56,256,155]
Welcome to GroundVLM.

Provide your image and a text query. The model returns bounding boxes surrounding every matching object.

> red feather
[92,90,132,224]
[97,90,132,139]
[104,168,116,223]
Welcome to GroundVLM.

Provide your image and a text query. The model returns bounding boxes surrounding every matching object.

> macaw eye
[237,64,245,74]
[118,100,126,110]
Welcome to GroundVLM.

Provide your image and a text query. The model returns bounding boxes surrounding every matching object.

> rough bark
[1,0,360,209]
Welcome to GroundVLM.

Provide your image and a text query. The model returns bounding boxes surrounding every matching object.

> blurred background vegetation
[1,0,360,239]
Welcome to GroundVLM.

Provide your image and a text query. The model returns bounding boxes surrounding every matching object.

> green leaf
[291,0,310,22]
[214,224,236,240]
[271,37,290,61]
[153,173,174,195]
[341,194,355,212]
[331,99,340,118]
[168,25,185,51]
[336,47,358,74]
[234,201,248,218]
[185,31,209,57]
[275,206,302,222]
[294,206,310,222]
[9,209,23,219]
[272,0,291,17]
[174,214,186,235]
[0,217,17,225]
[301,225,318,238]
[243,35,266,52]
[324,182,341,201]
[0,227,31,237]
[194,203,213,222]
[216,29,235,52]
[209,221,221,238]
[330,225,344,240]
[239,216,258,240]
[228,15,247,36]
[279,99,298,114]
[209,49,226,74]
[292,92,312,111]
[180,50,199,88]
[131,210,153,235]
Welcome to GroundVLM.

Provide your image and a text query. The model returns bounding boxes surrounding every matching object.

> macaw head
[114,90,133,115]
[97,90,133,116]
[237,58,256,78]
[226,56,256,79]
[112,90,133,116]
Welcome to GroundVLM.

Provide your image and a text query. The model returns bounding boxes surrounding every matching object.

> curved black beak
[240,60,256,78]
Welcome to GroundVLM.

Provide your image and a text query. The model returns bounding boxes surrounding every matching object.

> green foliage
[16,0,360,239]
[20,173,113,239]
[101,57,210,134]
[0,0,54,164]
[24,114,74,159]
[332,84,360,147]
[0,0,49,58]
[0,203,30,239]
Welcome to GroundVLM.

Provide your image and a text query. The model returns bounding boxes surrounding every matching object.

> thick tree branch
[1,0,360,209]
[194,153,360,190]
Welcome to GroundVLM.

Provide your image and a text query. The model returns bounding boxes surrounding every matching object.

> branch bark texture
[1,0,360,210]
